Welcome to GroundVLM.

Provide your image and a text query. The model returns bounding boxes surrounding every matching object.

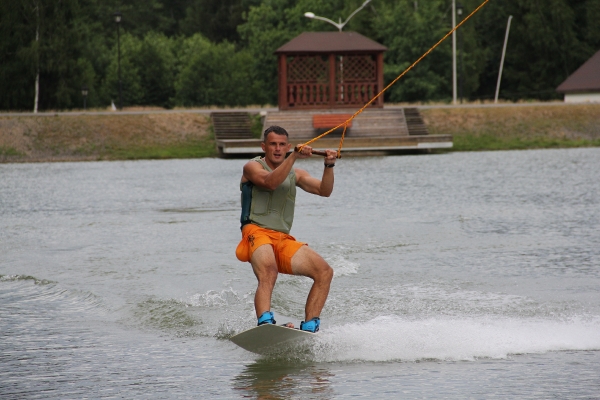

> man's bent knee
[321,263,334,282]
[251,245,278,281]
[253,263,278,284]
[312,261,333,284]
[291,247,333,280]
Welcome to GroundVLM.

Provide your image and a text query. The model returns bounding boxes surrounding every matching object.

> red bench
[312,114,353,129]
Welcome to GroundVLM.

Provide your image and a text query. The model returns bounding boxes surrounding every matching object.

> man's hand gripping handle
[294,145,340,158]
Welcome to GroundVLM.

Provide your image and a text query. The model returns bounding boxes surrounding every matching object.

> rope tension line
[296,0,490,158]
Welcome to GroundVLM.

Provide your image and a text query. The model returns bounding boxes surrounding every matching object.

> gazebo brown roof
[556,49,600,93]
[275,32,387,54]
[275,32,387,110]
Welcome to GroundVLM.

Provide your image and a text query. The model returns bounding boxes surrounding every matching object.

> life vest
[240,157,296,234]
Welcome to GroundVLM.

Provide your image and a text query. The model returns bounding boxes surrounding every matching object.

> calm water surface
[1,148,599,398]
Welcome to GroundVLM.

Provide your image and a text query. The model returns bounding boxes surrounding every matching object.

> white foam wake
[188,288,243,308]
[328,255,359,277]
[312,315,600,362]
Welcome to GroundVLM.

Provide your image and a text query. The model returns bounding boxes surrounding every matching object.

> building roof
[275,32,387,54]
[556,49,600,93]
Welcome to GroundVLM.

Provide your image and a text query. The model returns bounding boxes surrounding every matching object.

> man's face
[262,132,291,165]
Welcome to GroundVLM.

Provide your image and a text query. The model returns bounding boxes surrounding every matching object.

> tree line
[1,0,599,111]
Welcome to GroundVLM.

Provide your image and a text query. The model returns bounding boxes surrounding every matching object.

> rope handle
[294,146,336,157]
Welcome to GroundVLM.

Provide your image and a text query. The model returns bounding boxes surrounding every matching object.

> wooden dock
[215,108,452,157]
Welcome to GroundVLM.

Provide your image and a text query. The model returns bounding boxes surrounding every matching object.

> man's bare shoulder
[242,158,268,184]
[243,158,263,172]
[243,158,257,165]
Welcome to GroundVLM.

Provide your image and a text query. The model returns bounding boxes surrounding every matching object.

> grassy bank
[0,113,215,162]
[1,103,599,163]
[421,104,600,151]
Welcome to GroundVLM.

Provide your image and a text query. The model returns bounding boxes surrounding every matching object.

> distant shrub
[174,34,254,107]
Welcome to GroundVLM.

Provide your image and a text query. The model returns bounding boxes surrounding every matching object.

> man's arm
[243,146,312,190]
[295,149,336,197]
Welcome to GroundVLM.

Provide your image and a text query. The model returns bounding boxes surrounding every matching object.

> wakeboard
[230,324,315,354]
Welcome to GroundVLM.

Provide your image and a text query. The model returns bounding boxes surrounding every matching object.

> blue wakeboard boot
[257,311,276,326]
[300,317,320,333]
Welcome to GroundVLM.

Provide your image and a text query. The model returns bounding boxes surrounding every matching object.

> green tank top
[240,157,296,234]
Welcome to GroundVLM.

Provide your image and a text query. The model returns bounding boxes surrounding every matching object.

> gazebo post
[329,53,336,108]
[278,54,288,110]
[377,53,384,107]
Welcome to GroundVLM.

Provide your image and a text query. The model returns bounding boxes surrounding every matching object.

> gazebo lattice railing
[286,55,330,107]
[283,54,381,109]
[275,32,386,110]
[335,54,378,106]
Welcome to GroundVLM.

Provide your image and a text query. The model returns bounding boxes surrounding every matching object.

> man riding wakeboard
[235,125,337,332]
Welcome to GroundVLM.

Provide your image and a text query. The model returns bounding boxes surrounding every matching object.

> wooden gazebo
[275,32,387,110]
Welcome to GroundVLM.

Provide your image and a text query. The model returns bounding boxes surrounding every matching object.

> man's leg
[250,244,279,318]
[291,246,334,321]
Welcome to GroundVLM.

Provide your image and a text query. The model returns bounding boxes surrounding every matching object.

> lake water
[1,148,599,398]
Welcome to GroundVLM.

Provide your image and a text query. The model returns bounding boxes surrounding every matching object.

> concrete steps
[404,108,430,136]
[263,109,410,139]
[211,112,253,139]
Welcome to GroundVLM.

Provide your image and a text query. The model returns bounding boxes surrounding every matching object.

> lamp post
[457,3,464,104]
[452,0,457,104]
[304,0,372,102]
[81,86,88,111]
[304,0,372,32]
[495,16,513,103]
[113,11,122,111]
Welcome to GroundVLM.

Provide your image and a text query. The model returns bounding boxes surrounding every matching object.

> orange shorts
[235,224,306,275]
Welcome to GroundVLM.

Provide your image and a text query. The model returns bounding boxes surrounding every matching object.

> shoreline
[422,103,600,152]
[1,103,599,163]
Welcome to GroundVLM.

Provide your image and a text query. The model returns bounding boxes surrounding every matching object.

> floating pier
[214,108,452,157]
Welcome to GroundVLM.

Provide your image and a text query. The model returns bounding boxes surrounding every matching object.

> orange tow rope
[297,0,490,158]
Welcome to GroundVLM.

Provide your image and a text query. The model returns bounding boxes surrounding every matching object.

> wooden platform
[216,108,452,156]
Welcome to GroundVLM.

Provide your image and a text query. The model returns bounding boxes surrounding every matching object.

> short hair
[263,125,289,142]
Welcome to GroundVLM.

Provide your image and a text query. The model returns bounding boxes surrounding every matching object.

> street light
[452,0,458,104]
[81,86,88,111]
[457,3,464,103]
[304,0,372,102]
[495,16,513,103]
[113,11,122,111]
[304,0,372,32]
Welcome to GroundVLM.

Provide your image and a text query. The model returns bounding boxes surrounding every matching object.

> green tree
[181,0,261,43]
[237,1,297,105]
[110,0,183,37]
[102,32,177,108]
[136,33,176,107]
[374,0,452,102]
[174,34,253,106]
[583,0,600,50]
[3,0,600,111]
[104,33,143,107]
[474,0,593,101]
[1,0,90,110]
[0,1,36,110]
